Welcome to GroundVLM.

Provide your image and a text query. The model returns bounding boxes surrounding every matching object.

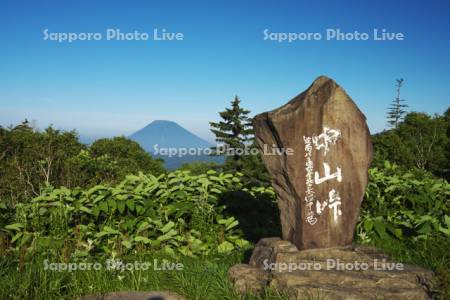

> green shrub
[2,170,254,259]
[357,161,450,243]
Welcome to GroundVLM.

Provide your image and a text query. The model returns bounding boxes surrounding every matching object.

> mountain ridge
[128,120,222,169]
[129,120,212,153]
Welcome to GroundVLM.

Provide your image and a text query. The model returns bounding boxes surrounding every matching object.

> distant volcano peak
[129,120,211,153]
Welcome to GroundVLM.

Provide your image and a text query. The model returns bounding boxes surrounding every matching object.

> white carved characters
[303,136,317,225]
[312,127,341,155]
[314,162,342,185]
[303,127,343,225]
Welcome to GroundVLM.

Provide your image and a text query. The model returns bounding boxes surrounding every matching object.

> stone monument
[228,76,434,299]
[253,75,372,249]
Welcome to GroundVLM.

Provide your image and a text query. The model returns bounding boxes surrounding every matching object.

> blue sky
[1,0,449,142]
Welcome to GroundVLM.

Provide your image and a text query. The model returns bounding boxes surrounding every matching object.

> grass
[1,236,448,299]
[369,234,450,299]
[0,251,288,300]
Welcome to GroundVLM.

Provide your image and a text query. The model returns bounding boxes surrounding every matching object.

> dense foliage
[1,162,448,298]
[0,122,164,206]
[2,161,447,257]
[373,108,450,180]
[180,161,223,175]
[357,161,450,243]
[0,123,83,205]
[0,171,281,259]
[89,137,165,181]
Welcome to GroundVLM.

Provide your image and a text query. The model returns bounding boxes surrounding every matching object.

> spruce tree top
[209,96,253,149]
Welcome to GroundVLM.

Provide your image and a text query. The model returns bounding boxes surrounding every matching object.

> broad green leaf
[218,241,234,253]
[157,229,177,242]
[121,240,132,249]
[439,226,450,236]
[226,220,239,231]
[160,221,175,234]
[98,201,108,213]
[5,223,24,231]
[363,219,373,232]
[444,215,450,227]
[95,226,119,238]
[134,236,152,244]
[234,238,250,248]
[79,206,92,214]
[163,245,175,256]
[374,221,387,238]
[11,232,23,243]
[19,232,32,247]
[107,199,117,210]
[117,201,125,214]
[126,199,135,212]
[136,221,150,233]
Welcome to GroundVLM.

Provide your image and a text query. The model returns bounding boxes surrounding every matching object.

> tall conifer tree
[210,96,253,171]
[387,78,408,128]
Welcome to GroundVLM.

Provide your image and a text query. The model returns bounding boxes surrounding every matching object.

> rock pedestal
[253,76,373,249]
[228,238,434,300]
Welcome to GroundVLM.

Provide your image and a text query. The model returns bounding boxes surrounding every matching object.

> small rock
[249,237,298,269]
[79,291,185,300]
[284,284,429,300]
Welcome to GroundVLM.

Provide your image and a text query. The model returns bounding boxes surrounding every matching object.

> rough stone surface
[79,291,186,300]
[227,264,270,294]
[229,238,434,300]
[253,76,373,249]
[249,237,298,268]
